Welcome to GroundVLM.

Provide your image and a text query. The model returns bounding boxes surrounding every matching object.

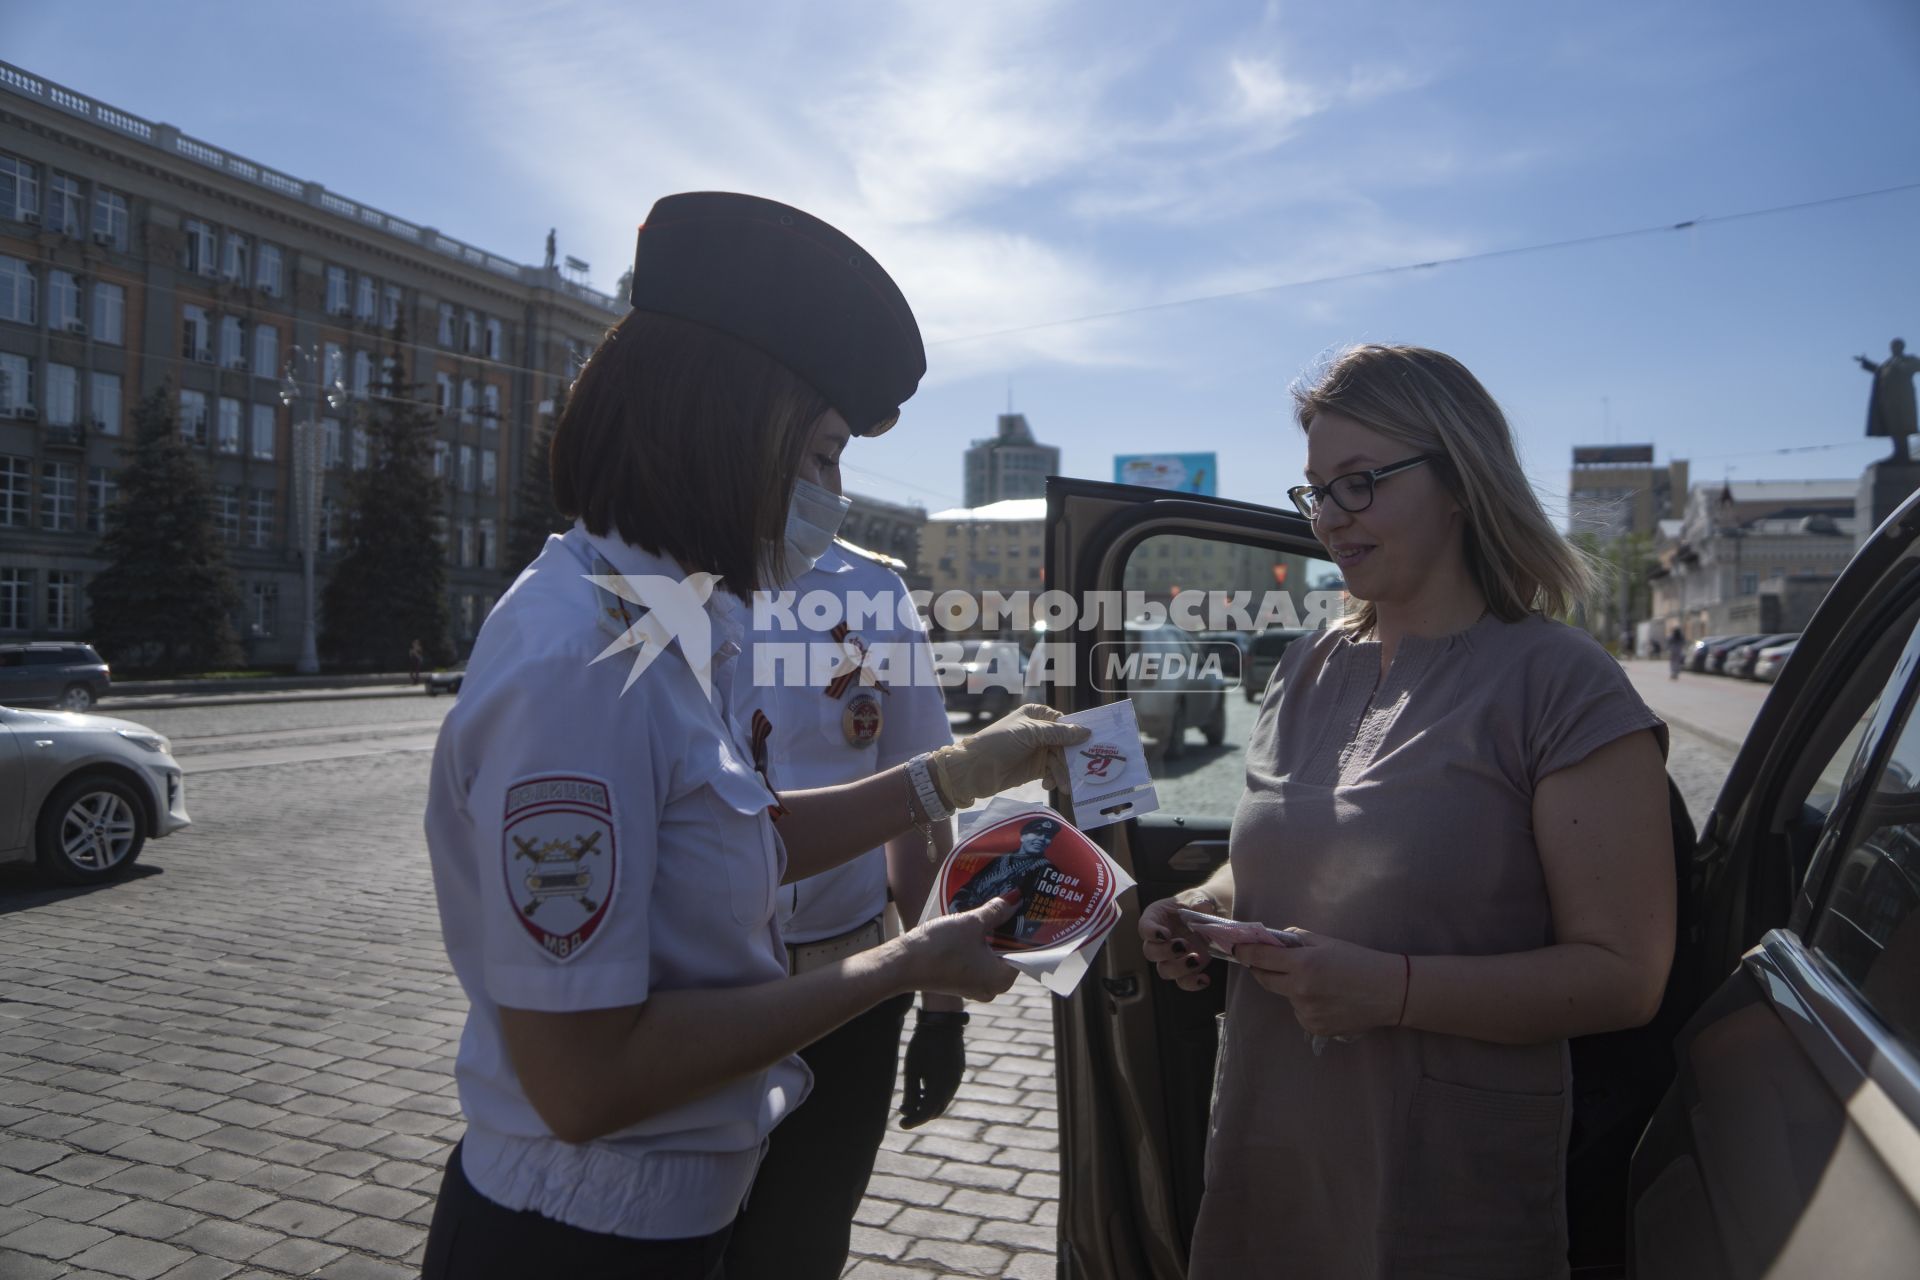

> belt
[786,916,885,976]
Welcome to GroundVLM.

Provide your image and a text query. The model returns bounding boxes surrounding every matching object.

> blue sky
[9,0,1920,516]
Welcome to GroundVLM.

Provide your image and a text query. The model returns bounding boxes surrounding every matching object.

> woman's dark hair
[551,310,830,596]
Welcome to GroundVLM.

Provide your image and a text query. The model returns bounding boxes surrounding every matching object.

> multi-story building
[0,60,623,663]
[962,412,1059,508]
[1567,444,1688,539]
[841,492,927,590]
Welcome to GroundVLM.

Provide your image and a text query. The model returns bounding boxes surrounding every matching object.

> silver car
[0,706,192,884]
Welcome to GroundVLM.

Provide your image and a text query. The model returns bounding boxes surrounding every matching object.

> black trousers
[422,1140,734,1279]
[723,991,916,1280]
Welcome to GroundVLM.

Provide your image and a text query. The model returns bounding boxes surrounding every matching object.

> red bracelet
[1396,953,1411,1027]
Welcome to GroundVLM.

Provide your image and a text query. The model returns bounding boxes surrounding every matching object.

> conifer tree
[320,338,453,668]
[507,382,571,576]
[87,386,242,673]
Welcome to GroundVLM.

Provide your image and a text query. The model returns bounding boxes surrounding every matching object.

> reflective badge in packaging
[1060,698,1160,830]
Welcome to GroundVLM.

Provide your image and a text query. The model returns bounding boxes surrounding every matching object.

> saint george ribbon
[824,622,893,701]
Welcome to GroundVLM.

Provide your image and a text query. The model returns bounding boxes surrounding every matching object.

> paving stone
[1003,1251,1058,1279]
[241,1198,356,1238]
[248,1236,348,1274]
[1015,1170,1059,1200]
[901,1238,1014,1275]
[37,1154,134,1188]
[64,1234,194,1280]
[321,1215,427,1258]
[167,1180,275,1220]
[177,1152,262,1183]
[93,1166,202,1202]
[888,1207,976,1242]
[90,1200,204,1241]
[0,1140,68,1174]
[308,1151,383,1178]
[0,1216,114,1260]
[283,1172,360,1204]
[976,1218,1055,1251]
[195,1126,282,1158]
[144,1114,221,1143]
[331,1184,427,1220]
[12,1114,93,1141]
[167,1218,286,1263]
[152,1257,240,1280]
[104,1136,206,1168]
[843,1263,936,1280]
[17,1184,129,1223]
[0,1248,66,1278]
[864,1175,951,1209]
[312,1256,414,1280]
[941,1188,1034,1223]
[930,1161,1022,1192]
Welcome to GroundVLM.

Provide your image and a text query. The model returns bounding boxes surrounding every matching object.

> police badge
[842,690,883,748]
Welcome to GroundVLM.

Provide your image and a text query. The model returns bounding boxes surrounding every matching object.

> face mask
[779,477,851,583]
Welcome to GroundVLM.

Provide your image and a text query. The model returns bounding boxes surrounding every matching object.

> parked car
[1196,631,1246,683]
[1046,476,1920,1277]
[1241,627,1314,702]
[0,705,191,883]
[423,662,466,697]
[939,639,1029,722]
[1107,621,1228,760]
[1686,633,1735,672]
[1724,632,1798,680]
[1704,633,1768,675]
[0,642,112,711]
[1753,639,1797,682]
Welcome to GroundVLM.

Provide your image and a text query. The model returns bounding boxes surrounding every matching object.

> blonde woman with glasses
[1138,345,1675,1279]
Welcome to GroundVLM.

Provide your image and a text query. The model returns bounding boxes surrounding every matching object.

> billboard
[1115,453,1217,496]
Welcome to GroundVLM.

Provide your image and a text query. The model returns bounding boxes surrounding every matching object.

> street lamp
[280,349,348,675]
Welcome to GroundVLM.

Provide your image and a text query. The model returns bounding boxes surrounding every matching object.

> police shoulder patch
[502,774,618,963]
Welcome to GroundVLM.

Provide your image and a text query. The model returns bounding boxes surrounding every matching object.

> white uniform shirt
[424,525,809,1239]
[735,543,954,944]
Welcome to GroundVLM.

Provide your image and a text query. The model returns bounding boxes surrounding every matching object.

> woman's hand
[929,704,1092,806]
[1238,930,1405,1037]
[1138,890,1224,993]
[899,894,1022,1002]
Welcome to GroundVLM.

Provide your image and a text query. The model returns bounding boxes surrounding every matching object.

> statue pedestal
[1857,457,1920,550]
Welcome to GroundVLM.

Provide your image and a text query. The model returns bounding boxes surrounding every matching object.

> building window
[91,281,124,345]
[0,256,36,324]
[484,318,502,360]
[39,461,75,531]
[381,284,402,331]
[248,581,278,637]
[213,486,239,544]
[92,188,129,250]
[90,372,120,435]
[478,518,497,570]
[321,417,342,468]
[481,384,500,426]
[435,372,453,414]
[463,311,479,353]
[460,591,477,636]
[253,323,278,378]
[323,342,344,389]
[0,354,31,418]
[220,316,245,369]
[458,521,475,568]
[221,232,249,283]
[458,445,474,493]
[182,305,211,362]
[433,440,449,478]
[183,219,217,275]
[321,495,339,552]
[481,449,497,496]
[45,364,77,427]
[0,568,30,631]
[216,398,242,454]
[247,488,273,549]
[437,303,455,346]
[355,274,376,321]
[255,242,282,296]
[250,404,275,460]
[179,390,208,446]
[86,467,116,534]
[351,425,368,471]
[352,350,372,398]
[48,271,82,331]
[0,154,39,223]
[47,174,82,237]
[460,379,477,424]
[326,265,350,315]
[0,455,28,526]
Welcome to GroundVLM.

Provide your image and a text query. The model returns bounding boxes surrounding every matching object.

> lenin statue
[1857,338,1920,462]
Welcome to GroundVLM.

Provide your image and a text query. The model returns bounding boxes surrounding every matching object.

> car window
[1774,597,1920,825]
[0,650,21,668]
[1807,673,1920,1054]
[1115,532,1337,820]
[24,650,69,666]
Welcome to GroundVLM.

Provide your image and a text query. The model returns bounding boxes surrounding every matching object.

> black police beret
[629,192,926,436]
[1021,817,1061,836]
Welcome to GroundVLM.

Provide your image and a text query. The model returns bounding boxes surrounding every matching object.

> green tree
[87,386,243,674]
[507,382,570,576]
[320,340,453,668]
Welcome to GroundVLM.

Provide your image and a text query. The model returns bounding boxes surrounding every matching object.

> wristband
[907,753,951,822]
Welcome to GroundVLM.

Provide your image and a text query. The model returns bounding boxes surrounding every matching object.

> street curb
[107,673,411,696]
[1657,710,1749,758]
[99,686,429,712]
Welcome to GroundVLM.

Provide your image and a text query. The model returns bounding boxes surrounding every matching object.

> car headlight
[116,729,171,754]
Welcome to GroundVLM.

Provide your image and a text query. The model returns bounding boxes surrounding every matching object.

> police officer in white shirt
[723,523,966,1278]
[420,193,1089,1279]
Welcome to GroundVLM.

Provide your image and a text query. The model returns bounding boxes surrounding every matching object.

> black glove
[899,1009,968,1130]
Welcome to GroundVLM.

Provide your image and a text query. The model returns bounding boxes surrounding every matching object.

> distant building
[1567,444,1689,540]
[840,492,927,591]
[962,413,1059,508]
[1649,479,1858,642]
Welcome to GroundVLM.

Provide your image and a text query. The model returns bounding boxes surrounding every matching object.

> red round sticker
[941,812,1117,952]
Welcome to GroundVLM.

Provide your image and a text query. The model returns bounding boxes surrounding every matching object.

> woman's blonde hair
[1292,344,1594,635]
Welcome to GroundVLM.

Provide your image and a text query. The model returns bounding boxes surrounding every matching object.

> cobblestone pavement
[0,699,1063,1279]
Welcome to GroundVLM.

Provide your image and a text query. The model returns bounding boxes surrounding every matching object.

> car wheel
[35,773,147,885]
[59,683,95,712]
[1164,699,1188,760]
[1203,697,1227,746]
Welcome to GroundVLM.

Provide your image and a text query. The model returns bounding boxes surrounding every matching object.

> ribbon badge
[824,622,891,701]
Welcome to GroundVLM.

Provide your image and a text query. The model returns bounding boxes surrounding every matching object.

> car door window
[1807,670,1920,1052]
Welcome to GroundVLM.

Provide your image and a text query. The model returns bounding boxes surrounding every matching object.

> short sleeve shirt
[734,543,954,942]
[424,525,809,1240]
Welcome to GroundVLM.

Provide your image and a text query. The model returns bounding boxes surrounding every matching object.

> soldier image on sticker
[501,774,618,962]
[943,814,1114,951]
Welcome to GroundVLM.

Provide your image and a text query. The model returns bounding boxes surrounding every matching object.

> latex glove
[899,1009,968,1129]
[929,704,1091,808]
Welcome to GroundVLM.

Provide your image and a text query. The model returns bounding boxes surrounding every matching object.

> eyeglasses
[1287,455,1439,520]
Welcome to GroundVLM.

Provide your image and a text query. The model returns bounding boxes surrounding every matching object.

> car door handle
[33,739,53,748]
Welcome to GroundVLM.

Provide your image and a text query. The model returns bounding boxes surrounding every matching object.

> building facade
[1648,480,1859,641]
[1567,444,1689,539]
[962,413,1059,508]
[841,492,928,590]
[0,60,622,664]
